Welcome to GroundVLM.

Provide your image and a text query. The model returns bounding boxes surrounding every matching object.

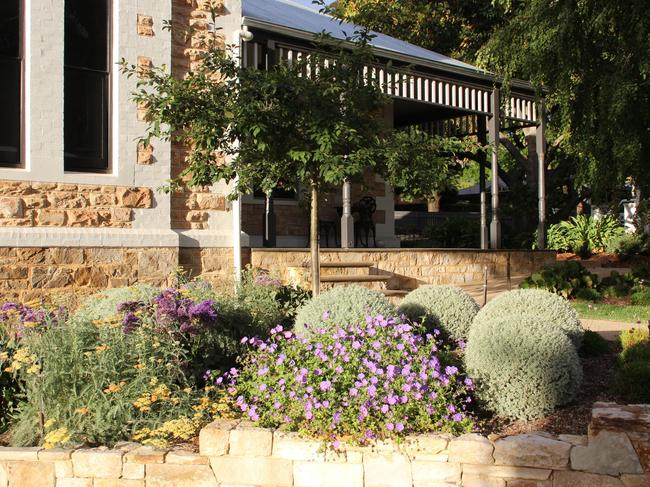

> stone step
[381,289,410,297]
[320,275,390,283]
[320,262,375,268]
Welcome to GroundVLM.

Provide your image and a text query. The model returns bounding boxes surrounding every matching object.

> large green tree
[122,29,474,293]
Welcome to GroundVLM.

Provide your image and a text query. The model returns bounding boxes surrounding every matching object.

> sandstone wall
[0,403,647,487]
[0,182,152,229]
[251,249,557,289]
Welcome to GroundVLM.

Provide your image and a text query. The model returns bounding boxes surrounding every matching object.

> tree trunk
[427,192,442,212]
[310,182,320,295]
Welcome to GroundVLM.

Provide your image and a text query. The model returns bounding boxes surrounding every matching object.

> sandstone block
[462,475,505,487]
[293,461,363,487]
[116,187,152,208]
[462,464,551,480]
[137,249,177,279]
[621,474,650,487]
[0,198,24,218]
[94,479,145,487]
[199,419,238,456]
[632,439,650,472]
[402,434,449,459]
[229,422,273,457]
[67,210,101,227]
[272,431,324,461]
[557,434,587,446]
[137,14,154,36]
[35,210,66,226]
[493,434,570,470]
[364,452,412,487]
[71,449,123,478]
[0,447,41,461]
[147,464,218,487]
[194,193,225,210]
[553,471,624,487]
[4,460,55,487]
[89,193,118,206]
[57,479,92,487]
[122,462,145,480]
[124,446,167,464]
[54,460,73,478]
[411,460,461,484]
[31,267,74,289]
[137,142,154,165]
[448,433,494,464]
[571,430,643,475]
[210,456,292,486]
[505,481,551,487]
[49,248,84,265]
[165,450,208,465]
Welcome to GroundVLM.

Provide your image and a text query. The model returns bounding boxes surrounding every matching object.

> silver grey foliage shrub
[473,288,584,347]
[397,285,480,341]
[465,316,583,420]
[294,286,395,334]
[71,284,160,323]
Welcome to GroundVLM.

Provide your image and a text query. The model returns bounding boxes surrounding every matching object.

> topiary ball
[473,289,584,347]
[71,284,160,324]
[465,316,583,420]
[294,286,395,335]
[397,285,480,341]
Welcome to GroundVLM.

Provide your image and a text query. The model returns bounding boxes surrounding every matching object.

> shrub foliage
[294,286,395,335]
[465,316,583,420]
[398,286,479,341]
[475,289,584,347]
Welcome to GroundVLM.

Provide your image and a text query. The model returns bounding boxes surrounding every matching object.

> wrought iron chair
[354,196,377,247]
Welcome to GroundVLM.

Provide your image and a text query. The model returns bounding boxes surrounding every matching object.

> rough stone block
[462,464,551,480]
[145,464,217,487]
[94,480,145,487]
[364,452,412,487]
[199,419,238,456]
[557,434,587,446]
[116,187,152,208]
[493,434,571,470]
[621,474,650,487]
[137,14,154,36]
[462,475,505,487]
[35,210,66,226]
[165,450,209,465]
[571,430,643,475]
[210,456,292,486]
[293,461,363,487]
[0,447,41,461]
[4,461,55,487]
[411,460,461,484]
[0,198,24,218]
[272,431,324,461]
[553,471,624,487]
[54,460,73,478]
[57,479,92,487]
[229,423,273,456]
[123,446,167,464]
[71,449,123,478]
[402,434,449,459]
[448,433,494,464]
[122,462,145,480]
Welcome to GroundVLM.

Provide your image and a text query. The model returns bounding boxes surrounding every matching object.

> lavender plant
[218,315,474,446]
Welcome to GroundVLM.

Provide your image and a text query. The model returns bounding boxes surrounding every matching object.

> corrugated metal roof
[241,0,487,77]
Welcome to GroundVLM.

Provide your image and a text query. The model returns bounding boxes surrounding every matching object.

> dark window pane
[0,1,21,166]
[64,0,110,171]
[0,1,20,58]
[64,68,109,171]
[65,0,108,71]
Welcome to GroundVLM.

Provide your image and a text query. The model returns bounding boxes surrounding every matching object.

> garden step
[320,262,375,268]
[320,275,390,283]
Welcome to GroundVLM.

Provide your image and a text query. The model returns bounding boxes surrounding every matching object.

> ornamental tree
[122,26,476,294]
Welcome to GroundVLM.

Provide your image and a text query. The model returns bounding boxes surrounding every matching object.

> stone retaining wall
[0,403,647,487]
[251,249,557,289]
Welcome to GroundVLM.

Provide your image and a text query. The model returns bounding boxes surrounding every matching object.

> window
[0,0,22,166]
[64,0,110,172]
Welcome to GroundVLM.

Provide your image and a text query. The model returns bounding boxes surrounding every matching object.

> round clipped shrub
[294,286,395,334]
[397,285,479,341]
[473,289,584,347]
[465,316,583,420]
[71,284,160,323]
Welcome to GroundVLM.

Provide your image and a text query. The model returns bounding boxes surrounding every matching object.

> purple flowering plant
[218,314,474,446]
[0,302,67,339]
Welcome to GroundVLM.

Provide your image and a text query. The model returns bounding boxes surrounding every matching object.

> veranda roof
[241,0,489,79]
